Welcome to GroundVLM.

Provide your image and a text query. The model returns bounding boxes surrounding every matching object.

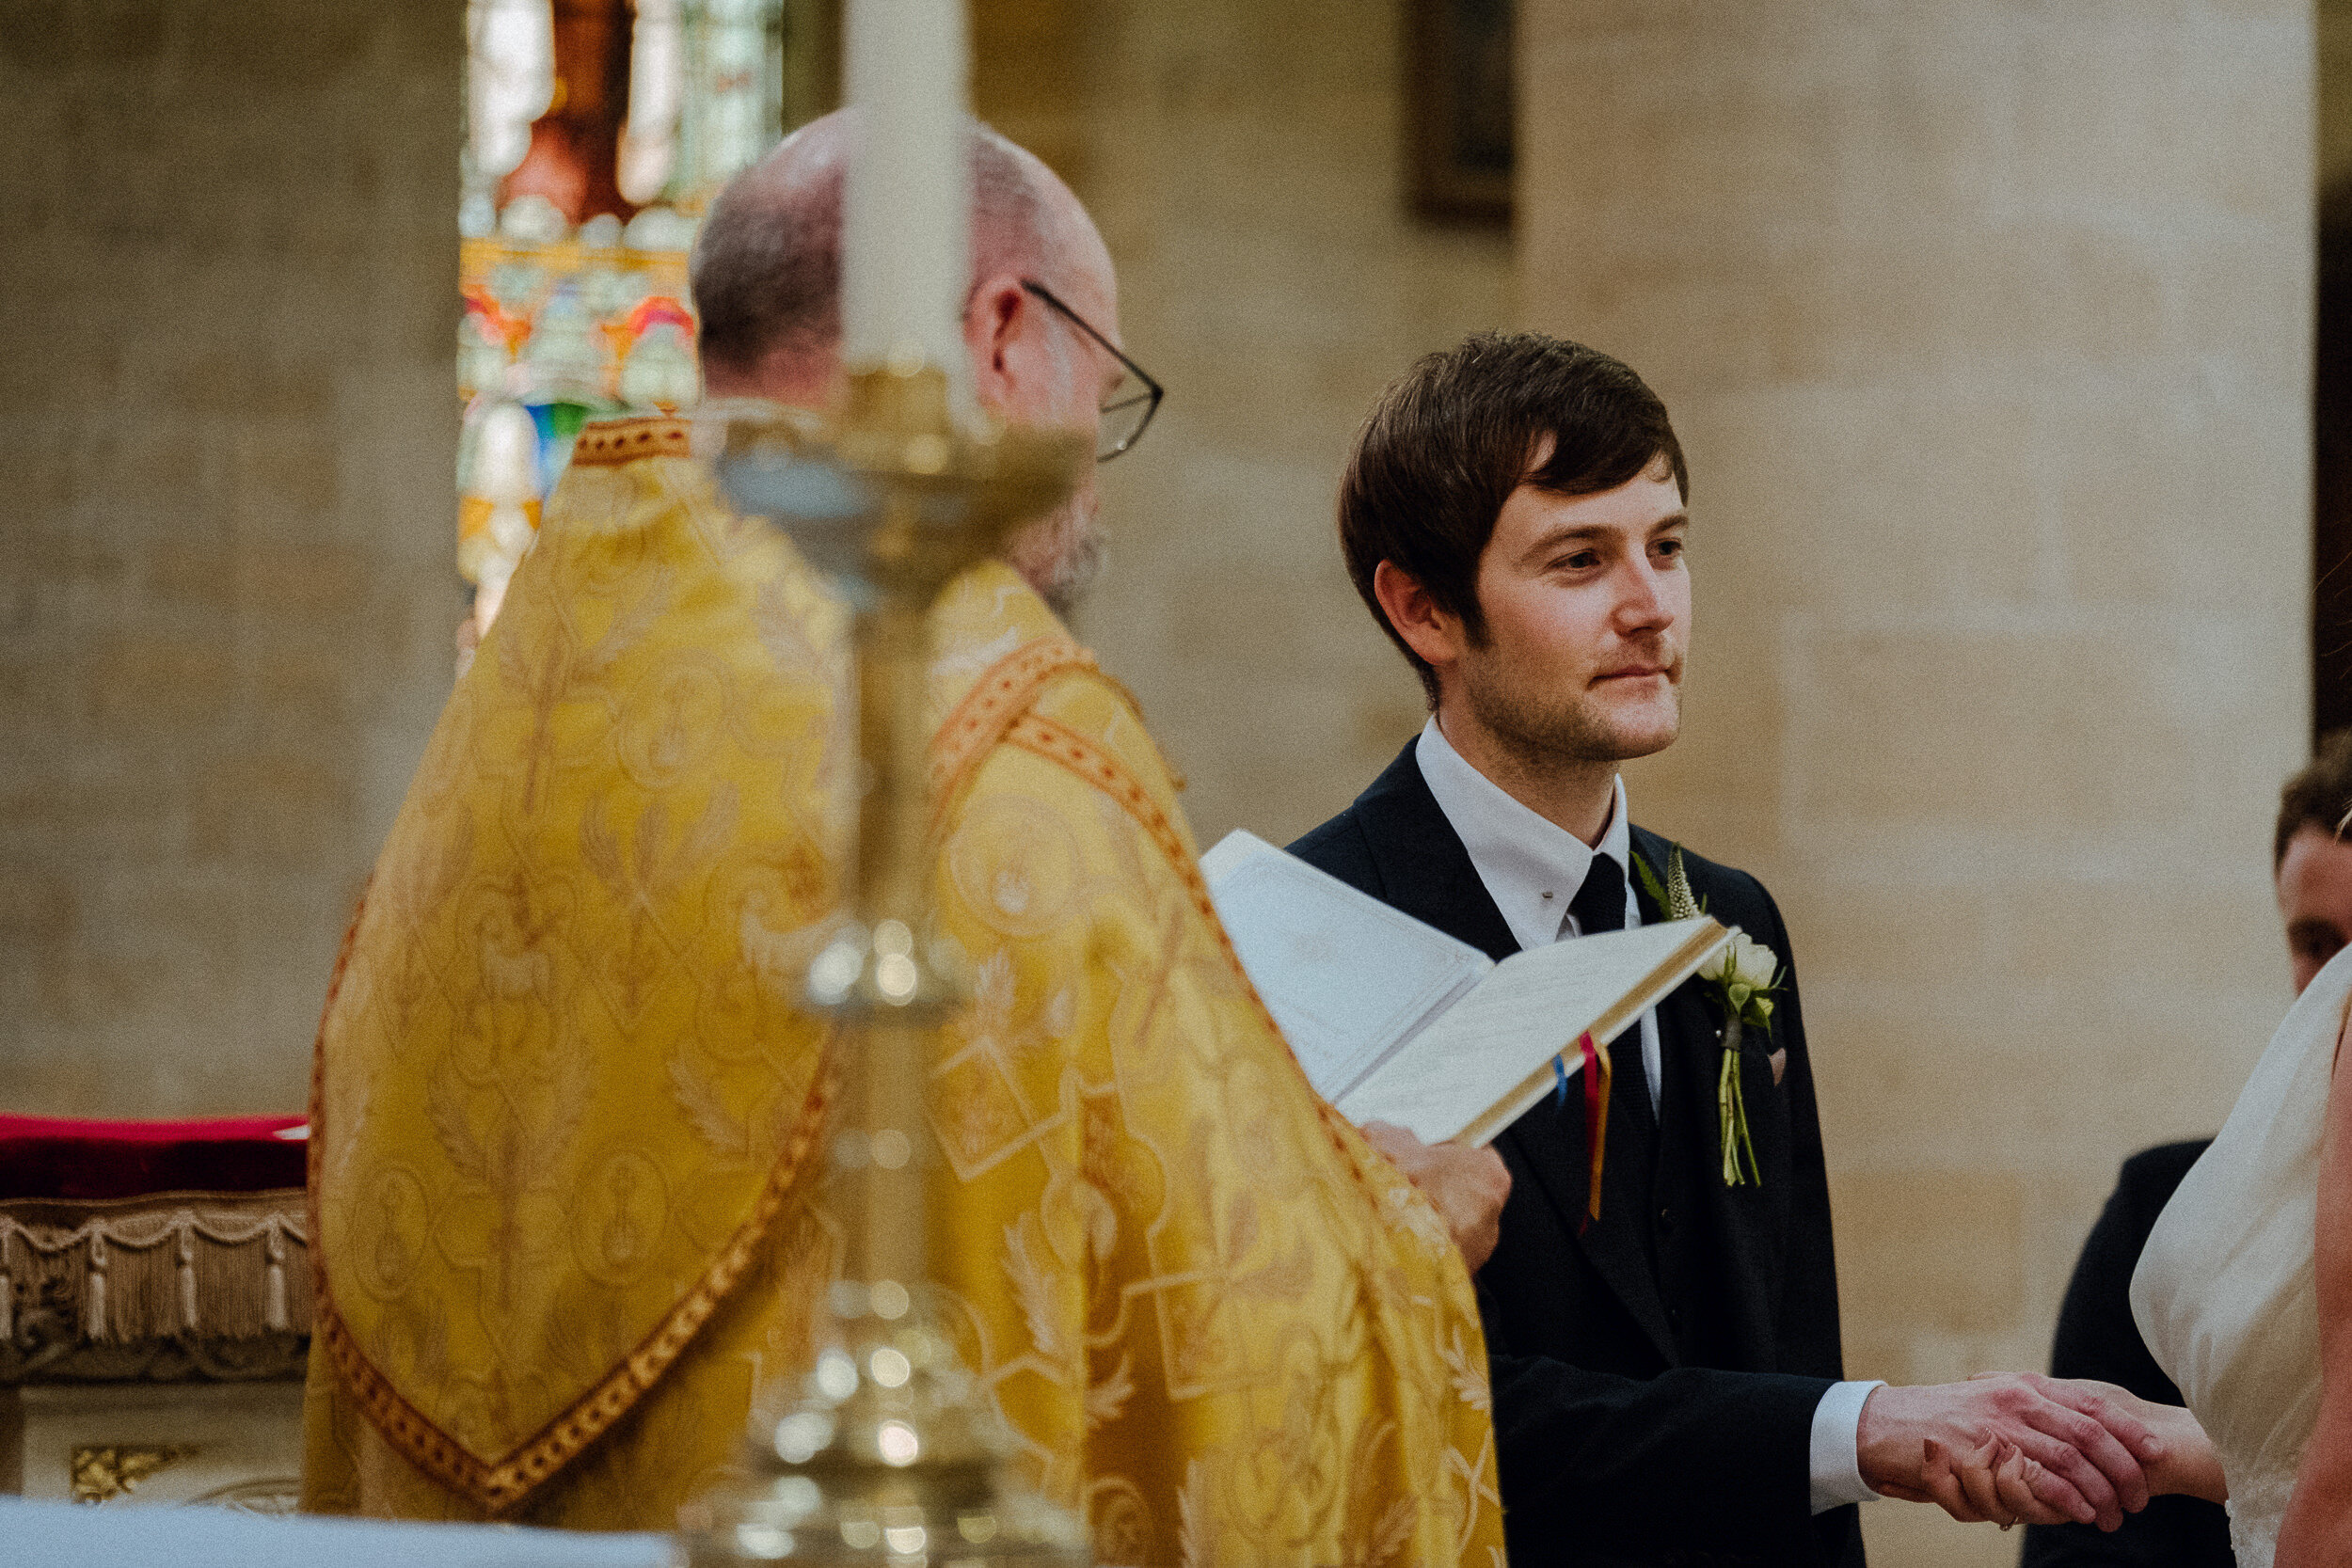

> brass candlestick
[676,364,1090,1567]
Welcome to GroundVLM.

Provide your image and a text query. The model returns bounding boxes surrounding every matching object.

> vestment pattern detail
[303,431,1503,1565]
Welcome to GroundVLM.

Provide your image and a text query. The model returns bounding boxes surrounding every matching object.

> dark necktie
[1566,854,1626,936]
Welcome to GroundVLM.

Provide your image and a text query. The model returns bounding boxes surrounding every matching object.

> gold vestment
[303,417,1505,1565]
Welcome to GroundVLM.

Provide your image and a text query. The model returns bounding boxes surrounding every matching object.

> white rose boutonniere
[1698,929,1779,1187]
[1635,846,1783,1188]
[1698,932,1780,1025]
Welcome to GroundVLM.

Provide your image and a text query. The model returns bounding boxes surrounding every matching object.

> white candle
[842,0,971,395]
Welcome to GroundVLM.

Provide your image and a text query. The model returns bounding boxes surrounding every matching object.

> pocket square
[1768,1048,1787,1086]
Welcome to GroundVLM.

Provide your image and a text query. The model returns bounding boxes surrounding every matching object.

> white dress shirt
[1413,719,1882,1513]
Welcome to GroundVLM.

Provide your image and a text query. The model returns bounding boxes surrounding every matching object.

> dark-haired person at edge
[2023,732,2352,1568]
[1290,333,2219,1566]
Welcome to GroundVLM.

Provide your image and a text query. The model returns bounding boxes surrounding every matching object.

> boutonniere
[1697,931,1779,1186]
[1634,846,1782,1188]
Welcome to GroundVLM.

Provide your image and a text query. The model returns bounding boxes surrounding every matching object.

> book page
[1201,832,1494,1102]
[1337,917,1730,1146]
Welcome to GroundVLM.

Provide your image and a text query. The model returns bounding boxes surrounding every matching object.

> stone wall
[0,0,1509,1113]
[1039,1,1518,847]
[0,1,464,1116]
[1517,4,2312,1563]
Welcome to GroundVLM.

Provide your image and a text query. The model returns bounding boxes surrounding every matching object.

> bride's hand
[2028,1377,2227,1503]
[1876,1436,2079,1529]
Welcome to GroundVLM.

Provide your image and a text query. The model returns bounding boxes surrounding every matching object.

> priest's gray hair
[692,113,1057,380]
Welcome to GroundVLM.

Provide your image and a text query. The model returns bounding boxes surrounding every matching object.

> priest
[300,113,1510,1567]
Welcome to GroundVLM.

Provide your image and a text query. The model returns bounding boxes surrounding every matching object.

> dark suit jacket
[1291,740,1860,1568]
[2020,1141,2233,1568]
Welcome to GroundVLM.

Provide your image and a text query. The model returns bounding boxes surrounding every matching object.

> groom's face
[1454,453,1689,765]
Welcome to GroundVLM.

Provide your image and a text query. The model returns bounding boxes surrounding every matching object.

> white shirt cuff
[1809,1379,1885,1513]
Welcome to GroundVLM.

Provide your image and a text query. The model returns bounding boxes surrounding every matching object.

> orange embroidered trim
[305,885,371,1325]
[310,898,839,1513]
[569,417,692,467]
[999,712,1372,1168]
[927,636,1095,834]
[1002,711,1280,1038]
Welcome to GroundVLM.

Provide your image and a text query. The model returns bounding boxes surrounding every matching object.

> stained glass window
[456,0,817,639]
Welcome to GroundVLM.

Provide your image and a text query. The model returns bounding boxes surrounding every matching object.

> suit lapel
[1630,830,1712,1184]
[1345,742,1519,962]
[1630,825,1785,1368]
[1499,1102,1675,1362]
[1355,745,1675,1361]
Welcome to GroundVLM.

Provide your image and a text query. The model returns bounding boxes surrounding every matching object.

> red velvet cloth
[0,1114,308,1201]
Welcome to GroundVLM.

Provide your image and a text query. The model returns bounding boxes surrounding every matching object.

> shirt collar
[1415,717,1630,954]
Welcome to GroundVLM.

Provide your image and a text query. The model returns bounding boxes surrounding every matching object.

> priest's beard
[1458,647,1680,774]
[1006,495,1105,618]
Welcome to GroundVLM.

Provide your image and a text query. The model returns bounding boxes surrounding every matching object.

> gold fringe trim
[0,1192,306,1344]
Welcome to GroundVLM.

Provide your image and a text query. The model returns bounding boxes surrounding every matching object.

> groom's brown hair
[1338,332,1686,705]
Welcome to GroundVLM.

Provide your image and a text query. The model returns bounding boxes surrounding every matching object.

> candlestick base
[678,1281,1088,1567]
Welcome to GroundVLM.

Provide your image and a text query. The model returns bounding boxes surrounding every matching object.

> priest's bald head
[692,111,1120,608]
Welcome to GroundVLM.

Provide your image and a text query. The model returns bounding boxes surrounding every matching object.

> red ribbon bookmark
[1578,1030,1612,1232]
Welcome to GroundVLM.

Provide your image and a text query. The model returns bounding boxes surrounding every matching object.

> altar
[0,1114,310,1511]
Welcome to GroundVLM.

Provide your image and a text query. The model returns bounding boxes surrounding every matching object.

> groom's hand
[1358,1122,1512,1271]
[1856,1372,2160,1530]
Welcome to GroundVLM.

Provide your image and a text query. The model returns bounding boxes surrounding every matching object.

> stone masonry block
[232,543,367,620]
[86,633,235,731]
[187,754,353,872]
[142,539,238,611]
[1676,382,2045,613]
[1786,624,2225,835]
[1831,1167,2025,1361]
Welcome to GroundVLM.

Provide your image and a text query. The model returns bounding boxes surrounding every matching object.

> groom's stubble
[1458,626,1684,779]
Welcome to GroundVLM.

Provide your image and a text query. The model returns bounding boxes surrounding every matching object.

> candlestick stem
[677,367,1089,1567]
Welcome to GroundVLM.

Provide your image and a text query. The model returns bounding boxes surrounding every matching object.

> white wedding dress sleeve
[2130,945,2352,1567]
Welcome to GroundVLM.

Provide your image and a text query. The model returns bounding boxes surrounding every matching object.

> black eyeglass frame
[1019,279,1163,462]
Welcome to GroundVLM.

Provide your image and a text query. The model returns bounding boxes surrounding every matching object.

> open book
[1200,830,1734,1147]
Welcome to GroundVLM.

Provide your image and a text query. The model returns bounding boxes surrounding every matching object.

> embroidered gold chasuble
[303,417,1505,1566]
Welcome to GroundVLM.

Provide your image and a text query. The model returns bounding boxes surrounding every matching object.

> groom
[1292,333,2163,1566]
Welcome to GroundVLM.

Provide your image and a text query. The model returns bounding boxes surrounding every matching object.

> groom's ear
[1373,560,1466,673]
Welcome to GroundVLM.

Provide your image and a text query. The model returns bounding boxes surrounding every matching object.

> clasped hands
[1859,1372,2225,1530]
[1352,1124,2227,1536]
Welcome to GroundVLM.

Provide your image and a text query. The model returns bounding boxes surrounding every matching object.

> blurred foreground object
[0,1495,667,1568]
[676,334,1092,1563]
